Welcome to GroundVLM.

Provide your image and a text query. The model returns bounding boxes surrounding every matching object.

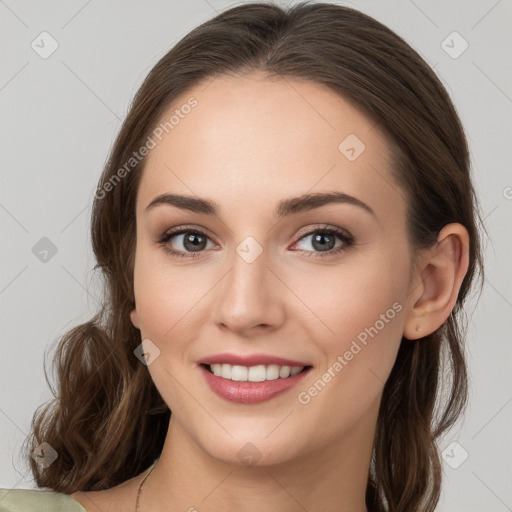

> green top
[0,488,87,511]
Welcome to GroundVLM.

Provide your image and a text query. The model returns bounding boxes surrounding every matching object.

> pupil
[184,233,206,252]
[312,233,334,251]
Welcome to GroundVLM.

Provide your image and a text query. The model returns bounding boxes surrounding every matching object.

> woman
[0,1,484,511]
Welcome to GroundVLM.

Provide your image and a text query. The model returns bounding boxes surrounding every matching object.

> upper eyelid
[161,225,217,243]
[294,224,351,239]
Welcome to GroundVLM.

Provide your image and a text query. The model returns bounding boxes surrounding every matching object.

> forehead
[136,72,404,224]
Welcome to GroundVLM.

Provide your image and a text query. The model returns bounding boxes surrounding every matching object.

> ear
[403,223,470,340]
[130,307,140,329]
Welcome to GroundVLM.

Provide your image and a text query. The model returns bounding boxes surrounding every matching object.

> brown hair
[23,2,484,511]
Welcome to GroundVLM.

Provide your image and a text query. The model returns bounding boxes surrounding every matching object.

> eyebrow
[144,191,376,219]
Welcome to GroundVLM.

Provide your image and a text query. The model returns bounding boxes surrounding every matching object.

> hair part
[23,3,484,511]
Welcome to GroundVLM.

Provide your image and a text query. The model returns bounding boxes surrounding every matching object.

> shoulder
[0,488,88,512]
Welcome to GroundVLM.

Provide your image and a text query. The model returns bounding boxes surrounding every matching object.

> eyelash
[157,224,355,259]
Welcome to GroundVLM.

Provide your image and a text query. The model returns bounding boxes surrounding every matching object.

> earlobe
[403,223,470,340]
[130,308,140,329]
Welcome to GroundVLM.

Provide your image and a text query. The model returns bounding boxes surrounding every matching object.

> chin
[200,434,301,468]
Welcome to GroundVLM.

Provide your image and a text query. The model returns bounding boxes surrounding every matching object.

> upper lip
[197,353,312,368]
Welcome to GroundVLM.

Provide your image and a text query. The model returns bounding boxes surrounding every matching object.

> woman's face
[130,72,416,466]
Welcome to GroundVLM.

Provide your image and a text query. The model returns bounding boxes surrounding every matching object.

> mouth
[198,363,313,404]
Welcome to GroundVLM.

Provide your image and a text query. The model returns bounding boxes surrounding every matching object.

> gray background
[1,1,511,510]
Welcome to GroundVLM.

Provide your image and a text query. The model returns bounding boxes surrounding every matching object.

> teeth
[210,363,305,382]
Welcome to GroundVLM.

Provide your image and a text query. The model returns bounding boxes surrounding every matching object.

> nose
[212,242,286,336]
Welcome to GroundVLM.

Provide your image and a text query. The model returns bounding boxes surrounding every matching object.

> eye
[157,226,216,259]
[157,224,354,259]
[291,225,354,258]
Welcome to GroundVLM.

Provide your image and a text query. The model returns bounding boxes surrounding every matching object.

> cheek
[296,248,406,337]
[133,240,201,331]
[132,259,207,409]
[294,248,408,387]
[132,255,222,392]
[134,269,204,343]
[291,265,406,435]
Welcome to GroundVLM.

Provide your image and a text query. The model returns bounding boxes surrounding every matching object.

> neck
[141,409,377,512]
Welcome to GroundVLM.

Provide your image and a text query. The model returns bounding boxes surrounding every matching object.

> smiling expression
[129,71,415,465]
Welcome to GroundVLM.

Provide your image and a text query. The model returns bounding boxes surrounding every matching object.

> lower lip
[198,364,312,404]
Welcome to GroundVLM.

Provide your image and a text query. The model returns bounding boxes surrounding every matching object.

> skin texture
[70,72,469,512]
